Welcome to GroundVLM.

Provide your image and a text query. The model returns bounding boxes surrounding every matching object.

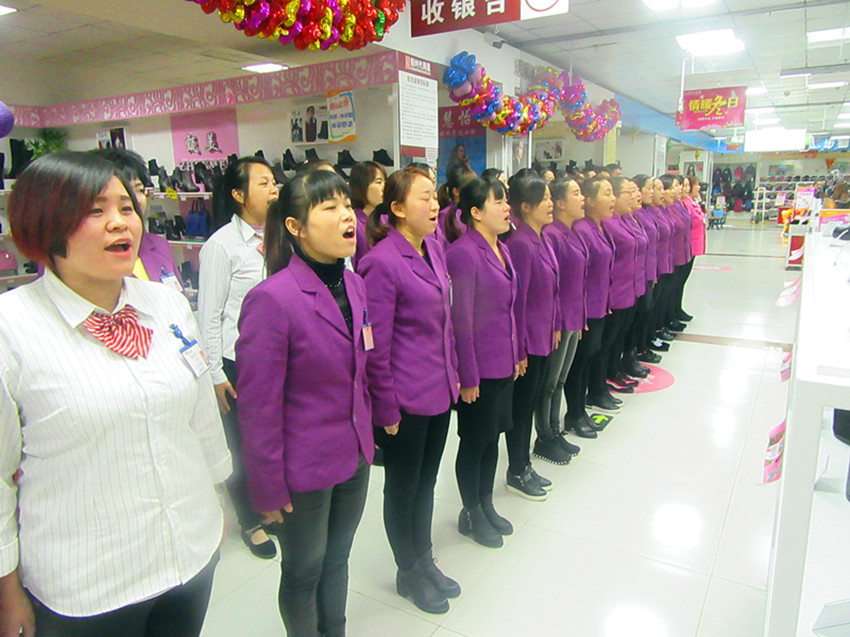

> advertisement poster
[170,109,238,169]
[679,87,746,131]
[795,186,815,213]
[438,106,486,184]
[290,103,329,144]
[411,0,570,36]
[536,140,563,161]
[398,70,438,166]
[326,90,356,143]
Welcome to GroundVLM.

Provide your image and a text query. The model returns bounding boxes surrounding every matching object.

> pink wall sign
[171,109,239,169]
[679,86,746,131]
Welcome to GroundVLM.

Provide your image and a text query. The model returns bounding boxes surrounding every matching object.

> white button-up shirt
[198,215,265,384]
[0,270,232,616]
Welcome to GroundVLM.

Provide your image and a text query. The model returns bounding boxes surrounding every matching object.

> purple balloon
[0,102,14,139]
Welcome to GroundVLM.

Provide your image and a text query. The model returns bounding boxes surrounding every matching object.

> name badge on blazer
[160,267,183,293]
[170,323,210,378]
[362,309,374,351]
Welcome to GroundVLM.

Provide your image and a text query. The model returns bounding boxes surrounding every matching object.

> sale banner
[411,0,569,37]
[679,87,746,131]
[326,90,356,143]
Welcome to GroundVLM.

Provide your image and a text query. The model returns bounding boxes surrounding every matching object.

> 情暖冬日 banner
[411,0,569,37]
[679,87,746,131]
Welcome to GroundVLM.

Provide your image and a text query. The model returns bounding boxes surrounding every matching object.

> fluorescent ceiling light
[807,27,850,44]
[835,122,850,129]
[779,71,811,79]
[809,81,847,90]
[838,113,850,120]
[746,86,767,96]
[676,29,745,57]
[0,5,16,16]
[241,63,288,73]
[755,118,781,126]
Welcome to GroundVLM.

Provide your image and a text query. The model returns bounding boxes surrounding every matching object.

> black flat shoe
[612,374,639,387]
[668,321,686,332]
[607,381,634,394]
[678,310,693,321]
[657,329,676,342]
[649,339,670,352]
[241,526,277,560]
[637,350,662,364]
[566,415,597,438]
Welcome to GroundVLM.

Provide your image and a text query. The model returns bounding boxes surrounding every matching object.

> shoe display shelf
[0,191,37,290]
[765,231,850,636]
[755,178,816,223]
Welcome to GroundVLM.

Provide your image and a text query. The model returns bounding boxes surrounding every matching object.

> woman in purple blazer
[649,178,675,353]
[503,175,559,499]
[236,170,391,637]
[440,165,477,245]
[537,177,586,463]
[349,161,386,270]
[359,167,461,615]
[564,177,616,438]
[447,177,520,549]
[632,175,661,363]
[669,175,696,326]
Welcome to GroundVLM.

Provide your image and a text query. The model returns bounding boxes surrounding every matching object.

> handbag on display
[185,199,210,239]
[0,250,18,275]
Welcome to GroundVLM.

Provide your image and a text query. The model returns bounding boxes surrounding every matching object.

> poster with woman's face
[290,103,329,144]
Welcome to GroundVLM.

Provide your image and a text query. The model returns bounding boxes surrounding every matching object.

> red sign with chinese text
[411,0,569,37]
[440,106,485,138]
[679,87,746,131]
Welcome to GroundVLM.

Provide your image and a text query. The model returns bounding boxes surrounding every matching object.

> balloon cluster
[0,102,14,139]
[186,0,406,50]
[442,51,621,140]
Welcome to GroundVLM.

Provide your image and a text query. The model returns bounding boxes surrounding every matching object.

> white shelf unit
[765,232,850,636]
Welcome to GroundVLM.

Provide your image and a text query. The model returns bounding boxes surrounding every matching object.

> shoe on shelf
[418,550,461,598]
[227,153,238,166]
[586,393,622,414]
[458,505,503,548]
[607,381,634,394]
[506,467,547,501]
[637,350,662,364]
[271,161,288,185]
[241,525,277,560]
[529,465,552,491]
[373,148,394,166]
[156,166,171,192]
[283,149,298,171]
[396,563,449,614]
[337,149,358,167]
[480,493,513,535]
[584,412,609,432]
[556,431,581,456]
[677,310,693,322]
[565,414,597,439]
[649,338,670,352]
[148,158,160,177]
[255,149,265,158]
[305,148,321,162]
[334,164,350,179]
[533,435,572,465]
[668,320,686,332]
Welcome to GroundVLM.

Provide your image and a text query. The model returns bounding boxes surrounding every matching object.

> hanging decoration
[185,0,406,51]
[442,51,621,140]
[0,102,14,139]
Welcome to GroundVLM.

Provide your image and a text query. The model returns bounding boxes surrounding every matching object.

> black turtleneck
[299,249,352,334]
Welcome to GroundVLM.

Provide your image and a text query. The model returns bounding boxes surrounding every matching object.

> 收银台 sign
[411,0,569,37]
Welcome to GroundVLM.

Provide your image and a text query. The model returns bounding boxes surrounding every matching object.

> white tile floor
[201,222,796,637]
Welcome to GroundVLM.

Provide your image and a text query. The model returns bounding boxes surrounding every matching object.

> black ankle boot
[148,159,160,177]
[565,414,597,439]
[373,148,394,166]
[283,149,297,170]
[396,563,449,614]
[479,493,513,535]
[255,149,265,158]
[305,148,320,162]
[9,138,33,179]
[418,550,461,598]
[337,149,357,167]
[271,161,287,185]
[157,166,171,192]
[334,164,349,179]
[173,215,186,236]
[458,505,502,548]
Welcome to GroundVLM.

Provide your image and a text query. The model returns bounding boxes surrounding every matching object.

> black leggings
[629,284,654,353]
[672,258,694,317]
[607,306,636,379]
[455,438,499,509]
[504,354,546,475]
[588,312,625,397]
[652,273,674,333]
[375,410,451,570]
[564,317,604,419]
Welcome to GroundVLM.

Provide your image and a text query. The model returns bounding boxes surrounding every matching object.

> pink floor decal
[631,364,675,393]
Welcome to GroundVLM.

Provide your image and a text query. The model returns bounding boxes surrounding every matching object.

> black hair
[549,177,576,203]
[580,175,609,200]
[658,174,675,190]
[632,174,651,190]
[507,175,547,219]
[349,161,386,210]
[212,156,274,231]
[89,148,148,186]
[481,168,505,182]
[408,162,433,175]
[458,177,507,226]
[367,166,432,245]
[508,168,539,188]
[609,176,630,197]
[441,165,477,242]
[264,170,351,275]
[605,163,621,173]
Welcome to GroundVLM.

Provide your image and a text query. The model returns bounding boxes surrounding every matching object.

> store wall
[532,121,604,170]
[616,128,656,175]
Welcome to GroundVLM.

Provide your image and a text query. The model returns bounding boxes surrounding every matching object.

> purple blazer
[634,206,659,283]
[446,227,519,387]
[601,215,637,311]
[352,207,370,271]
[573,217,614,320]
[666,203,688,267]
[620,213,649,298]
[674,200,694,262]
[359,228,460,428]
[544,219,588,333]
[651,207,674,276]
[506,220,559,359]
[235,254,374,512]
[440,202,466,244]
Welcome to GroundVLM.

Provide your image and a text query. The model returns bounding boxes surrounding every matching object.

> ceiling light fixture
[241,63,288,73]
[746,86,767,96]
[755,117,781,126]
[835,122,850,129]
[807,27,850,44]
[675,29,745,57]
[0,5,17,16]
[838,113,850,120]
[809,81,848,90]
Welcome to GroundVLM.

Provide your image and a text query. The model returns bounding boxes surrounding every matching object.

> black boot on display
[305,148,321,162]
[373,148,394,166]
[156,166,171,192]
[637,350,662,364]
[173,168,199,193]
[506,466,547,501]
[173,214,186,236]
[254,149,265,158]
[140,166,154,189]
[458,505,503,548]
[0,152,4,190]
[396,563,449,614]
[677,310,694,322]
[227,153,238,166]
[212,164,224,181]
[9,138,33,179]
[148,216,164,234]
[148,159,160,177]
[194,163,214,192]
[283,149,298,170]
[337,149,358,167]
[480,493,513,535]
[334,164,350,179]
[164,219,180,241]
[533,435,572,465]
[418,550,461,598]
[271,161,288,185]
[565,414,597,439]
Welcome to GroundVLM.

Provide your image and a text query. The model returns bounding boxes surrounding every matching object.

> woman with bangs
[236,170,391,637]
[348,161,386,269]
[631,175,662,363]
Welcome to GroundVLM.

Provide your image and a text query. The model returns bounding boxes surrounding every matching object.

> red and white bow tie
[83,305,153,360]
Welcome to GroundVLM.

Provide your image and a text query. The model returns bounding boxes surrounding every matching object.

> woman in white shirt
[198,156,279,559]
[0,151,231,637]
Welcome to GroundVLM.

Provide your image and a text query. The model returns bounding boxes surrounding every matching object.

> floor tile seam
[345,588,449,628]
[707,574,769,593]
[708,486,740,580]
[703,252,786,259]
[208,558,282,606]
[674,333,793,352]
[571,458,739,493]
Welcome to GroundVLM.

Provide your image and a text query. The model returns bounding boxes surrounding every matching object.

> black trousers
[455,438,499,509]
[273,456,370,637]
[607,305,636,379]
[29,553,219,637]
[505,354,546,475]
[375,409,451,570]
[588,312,625,397]
[221,358,263,531]
[672,258,694,317]
[564,317,604,419]
[652,273,674,333]
[629,284,654,353]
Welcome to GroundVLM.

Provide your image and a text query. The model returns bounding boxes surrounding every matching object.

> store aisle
[201,224,795,637]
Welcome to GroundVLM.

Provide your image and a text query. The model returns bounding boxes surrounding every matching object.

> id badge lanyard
[361,309,374,351]
[161,266,183,292]
[170,323,210,378]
